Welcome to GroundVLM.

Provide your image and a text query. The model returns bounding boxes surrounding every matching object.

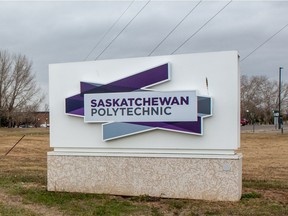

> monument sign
[48,51,241,201]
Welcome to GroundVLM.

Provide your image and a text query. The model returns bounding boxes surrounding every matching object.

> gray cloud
[1,0,288,100]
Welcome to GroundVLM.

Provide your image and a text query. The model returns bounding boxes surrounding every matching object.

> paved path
[241,124,287,133]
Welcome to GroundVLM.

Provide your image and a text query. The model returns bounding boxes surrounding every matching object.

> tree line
[241,75,288,124]
[0,50,43,127]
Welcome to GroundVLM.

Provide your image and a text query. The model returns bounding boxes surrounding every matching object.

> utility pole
[278,67,283,133]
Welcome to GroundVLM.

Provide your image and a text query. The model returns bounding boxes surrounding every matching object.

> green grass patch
[151,207,164,216]
[204,210,221,215]
[0,202,39,216]
[129,194,161,202]
[0,172,152,215]
[162,199,188,210]
[243,179,288,190]
[0,172,46,188]
[8,185,150,216]
[241,191,262,199]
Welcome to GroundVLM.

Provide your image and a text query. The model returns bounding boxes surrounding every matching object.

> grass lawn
[0,128,287,215]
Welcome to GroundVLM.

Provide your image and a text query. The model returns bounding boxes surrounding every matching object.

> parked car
[19,124,33,128]
[40,124,49,128]
[241,119,249,126]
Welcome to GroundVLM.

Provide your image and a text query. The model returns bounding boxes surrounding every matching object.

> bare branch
[0,50,44,127]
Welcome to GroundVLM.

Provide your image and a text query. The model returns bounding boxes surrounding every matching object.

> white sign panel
[49,51,240,153]
[84,91,197,123]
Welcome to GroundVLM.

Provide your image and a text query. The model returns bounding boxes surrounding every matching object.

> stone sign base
[47,152,242,201]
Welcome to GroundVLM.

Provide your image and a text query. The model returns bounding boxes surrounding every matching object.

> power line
[241,23,288,62]
[148,1,202,56]
[171,0,232,55]
[84,0,135,61]
[95,0,151,60]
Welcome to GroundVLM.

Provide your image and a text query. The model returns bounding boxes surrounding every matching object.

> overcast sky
[1,0,288,105]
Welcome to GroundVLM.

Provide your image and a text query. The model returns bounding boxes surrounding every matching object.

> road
[241,124,287,133]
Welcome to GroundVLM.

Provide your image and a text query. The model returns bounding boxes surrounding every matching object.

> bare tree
[0,50,12,126]
[278,82,288,122]
[241,75,288,124]
[259,78,278,123]
[0,50,44,127]
[241,75,265,122]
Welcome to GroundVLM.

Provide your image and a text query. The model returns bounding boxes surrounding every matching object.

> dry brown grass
[1,128,287,182]
[240,132,288,181]
[0,128,51,173]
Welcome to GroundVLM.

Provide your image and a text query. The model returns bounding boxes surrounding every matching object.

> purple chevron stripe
[80,82,102,93]
[128,117,202,134]
[107,64,169,90]
[69,108,84,116]
[65,63,169,116]
[65,95,84,115]
[83,64,169,94]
